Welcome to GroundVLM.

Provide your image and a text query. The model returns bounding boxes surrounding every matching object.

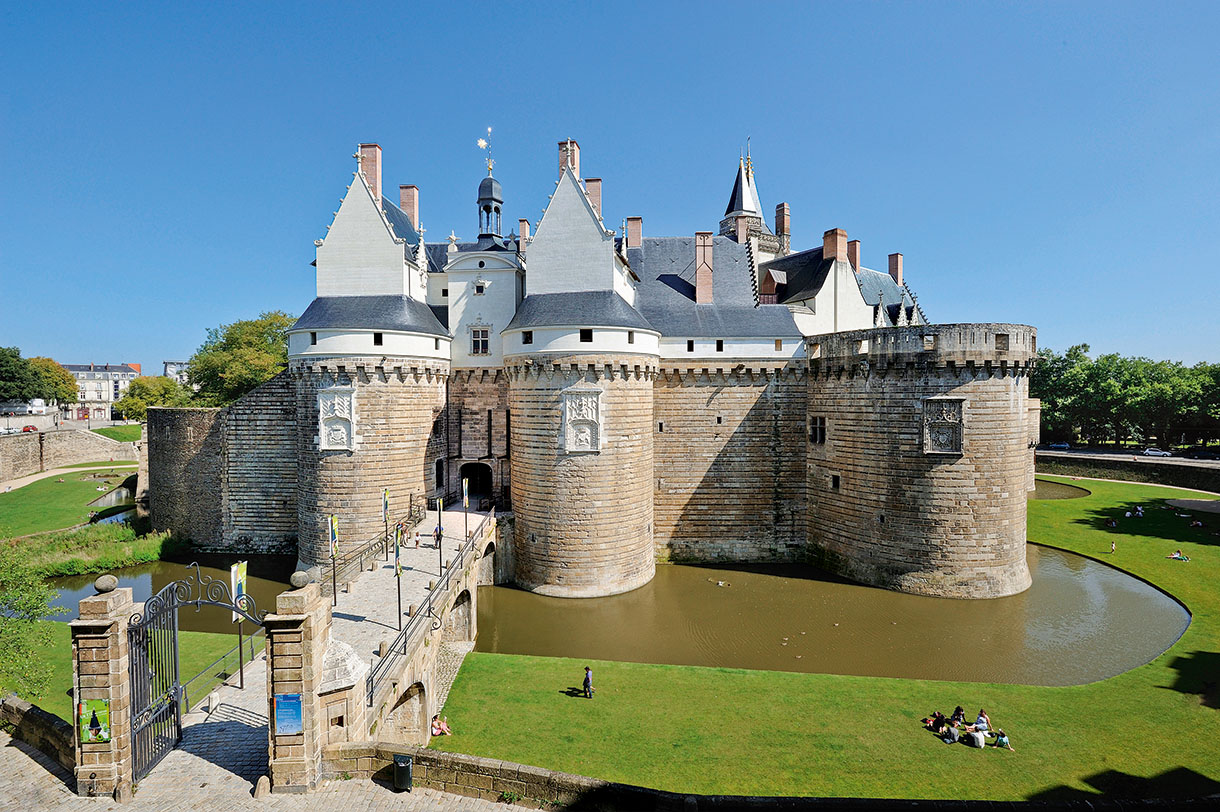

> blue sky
[2,1,1217,370]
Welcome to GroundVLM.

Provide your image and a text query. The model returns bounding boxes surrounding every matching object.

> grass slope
[0,470,134,537]
[433,477,1220,800]
[90,425,142,442]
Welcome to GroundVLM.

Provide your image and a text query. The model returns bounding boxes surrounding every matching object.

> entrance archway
[459,462,493,509]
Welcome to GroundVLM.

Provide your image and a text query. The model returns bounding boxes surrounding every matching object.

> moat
[475,543,1189,686]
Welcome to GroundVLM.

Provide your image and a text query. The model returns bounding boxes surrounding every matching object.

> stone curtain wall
[1037,454,1220,494]
[0,694,74,771]
[653,364,807,562]
[806,324,1036,599]
[0,430,136,482]
[292,357,448,569]
[507,355,657,597]
[446,368,510,505]
[222,373,297,554]
[147,408,224,545]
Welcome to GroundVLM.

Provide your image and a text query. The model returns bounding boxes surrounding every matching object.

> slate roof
[759,248,917,315]
[505,291,654,331]
[422,237,521,273]
[628,237,801,338]
[63,364,139,374]
[380,199,420,246]
[724,161,764,216]
[292,296,448,337]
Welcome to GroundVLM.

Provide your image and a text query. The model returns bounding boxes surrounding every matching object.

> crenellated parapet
[657,361,806,385]
[504,355,659,385]
[808,324,1036,379]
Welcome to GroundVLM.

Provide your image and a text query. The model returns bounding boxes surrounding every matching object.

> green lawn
[434,477,1220,800]
[91,425,142,442]
[0,470,135,537]
[2,621,256,723]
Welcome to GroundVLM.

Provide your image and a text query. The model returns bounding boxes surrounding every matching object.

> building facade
[64,363,141,420]
[148,140,1037,599]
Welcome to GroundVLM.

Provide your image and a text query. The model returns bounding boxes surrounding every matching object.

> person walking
[583,666,594,699]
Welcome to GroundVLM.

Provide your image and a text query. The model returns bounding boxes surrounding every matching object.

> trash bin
[393,753,412,792]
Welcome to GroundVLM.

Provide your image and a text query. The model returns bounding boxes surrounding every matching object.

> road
[1037,448,1220,469]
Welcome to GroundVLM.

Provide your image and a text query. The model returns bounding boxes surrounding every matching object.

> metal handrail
[181,627,266,712]
[323,496,428,596]
[364,508,494,706]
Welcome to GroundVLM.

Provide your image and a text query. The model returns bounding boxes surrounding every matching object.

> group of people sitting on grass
[922,706,1014,751]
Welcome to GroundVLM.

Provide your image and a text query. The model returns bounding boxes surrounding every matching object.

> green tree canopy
[0,545,62,698]
[27,357,77,404]
[187,311,295,405]
[0,347,37,402]
[115,376,191,421]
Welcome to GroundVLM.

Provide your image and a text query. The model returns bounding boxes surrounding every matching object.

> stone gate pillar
[265,581,332,793]
[70,581,133,799]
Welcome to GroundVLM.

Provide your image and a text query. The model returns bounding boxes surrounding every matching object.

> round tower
[806,324,1037,599]
[503,317,660,597]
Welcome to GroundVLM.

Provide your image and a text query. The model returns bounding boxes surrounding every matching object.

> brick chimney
[358,143,382,202]
[584,178,602,217]
[558,139,580,178]
[889,253,904,286]
[399,185,419,228]
[519,218,531,242]
[695,231,714,304]
[626,217,642,248]
[823,228,847,262]
[775,203,791,253]
[735,215,750,243]
[847,240,860,272]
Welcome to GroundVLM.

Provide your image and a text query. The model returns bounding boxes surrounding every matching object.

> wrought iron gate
[127,563,266,783]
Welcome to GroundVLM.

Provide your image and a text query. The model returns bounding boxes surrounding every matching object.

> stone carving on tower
[317,385,358,452]
[923,398,963,454]
[560,384,603,454]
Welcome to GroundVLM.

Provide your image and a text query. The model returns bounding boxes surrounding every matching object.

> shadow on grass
[1164,650,1220,709]
[1028,765,1220,801]
[559,687,587,699]
[1072,499,1220,548]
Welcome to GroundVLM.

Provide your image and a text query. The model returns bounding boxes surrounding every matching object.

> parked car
[1048,441,1071,450]
[0,427,18,435]
[1182,446,1220,460]
[1141,447,1171,457]
[21,425,38,433]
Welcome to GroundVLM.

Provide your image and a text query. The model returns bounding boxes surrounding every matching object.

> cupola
[477,174,504,237]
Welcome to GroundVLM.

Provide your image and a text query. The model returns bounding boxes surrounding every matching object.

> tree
[0,545,62,699]
[114,376,191,421]
[0,347,37,403]
[187,311,295,406]
[27,357,77,405]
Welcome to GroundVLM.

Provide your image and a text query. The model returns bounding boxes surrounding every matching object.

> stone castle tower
[147,138,1038,600]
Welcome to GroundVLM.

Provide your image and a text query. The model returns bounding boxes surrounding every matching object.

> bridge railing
[322,494,428,597]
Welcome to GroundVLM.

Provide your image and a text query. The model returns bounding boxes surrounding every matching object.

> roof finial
[477,126,494,176]
[745,136,753,179]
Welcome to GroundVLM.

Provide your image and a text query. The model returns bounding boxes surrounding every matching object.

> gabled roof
[292,296,448,337]
[505,291,653,332]
[380,198,420,246]
[628,237,801,338]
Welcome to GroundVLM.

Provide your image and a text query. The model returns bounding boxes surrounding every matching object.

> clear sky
[2,1,1217,371]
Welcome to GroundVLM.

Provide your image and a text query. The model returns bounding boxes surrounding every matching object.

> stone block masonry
[0,694,74,772]
[147,407,224,546]
[445,367,510,505]
[653,363,807,562]
[222,373,297,554]
[0,429,137,483]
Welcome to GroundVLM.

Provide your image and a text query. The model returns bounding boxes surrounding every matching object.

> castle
[148,139,1039,600]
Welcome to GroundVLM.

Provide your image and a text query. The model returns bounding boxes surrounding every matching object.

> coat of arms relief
[318,386,358,451]
[923,398,963,454]
[560,385,603,454]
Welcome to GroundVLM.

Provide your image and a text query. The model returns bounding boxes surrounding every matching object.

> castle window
[579,329,593,343]
[442,288,448,297]
[627,331,635,344]
[434,338,441,350]
[475,283,486,295]
[775,339,783,352]
[686,340,694,353]
[522,331,533,345]
[373,332,383,346]
[923,335,936,351]
[830,474,841,490]
[716,340,724,353]
[310,332,317,345]
[658,421,664,432]
[716,415,722,425]
[995,333,1010,351]
[436,459,445,490]
[810,416,827,445]
[471,328,490,355]
[478,261,485,269]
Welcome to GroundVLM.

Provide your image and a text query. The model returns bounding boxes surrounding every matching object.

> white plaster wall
[658,336,805,361]
[503,326,661,357]
[287,329,450,361]
[426,272,449,306]
[788,260,876,336]
[316,174,410,297]
[526,170,617,296]
[448,255,522,369]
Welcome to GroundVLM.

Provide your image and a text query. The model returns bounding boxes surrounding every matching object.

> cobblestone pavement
[0,730,506,811]
[433,641,476,712]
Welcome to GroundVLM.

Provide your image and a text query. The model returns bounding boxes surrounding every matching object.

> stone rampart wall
[446,368,509,505]
[0,694,74,772]
[507,355,657,597]
[0,433,41,481]
[0,430,136,483]
[147,408,224,545]
[1037,454,1220,494]
[652,364,807,562]
[807,324,1036,599]
[221,373,297,554]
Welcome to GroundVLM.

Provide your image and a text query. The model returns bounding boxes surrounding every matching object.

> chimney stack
[584,178,602,217]
[558,139,580,178]
[626,216,642,248]
[888,253,904,286]
[823,228,847,263]
[399,185,419,228]
[358,143,382,202]
[847,240,860,272]
[735,215,750,243]
[519,218,531,242]
[775,203,791,253]
[695,231,714,304]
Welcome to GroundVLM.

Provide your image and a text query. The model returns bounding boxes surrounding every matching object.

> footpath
[1,462,137,493]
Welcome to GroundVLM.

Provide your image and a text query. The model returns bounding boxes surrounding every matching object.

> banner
[329,515,339,559]
[462,478,469,509]
[382,488,389,523]
[394,524,402,577]
[229,560,248,623]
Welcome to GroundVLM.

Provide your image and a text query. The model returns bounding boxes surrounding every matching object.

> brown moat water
[475,544,1189,686]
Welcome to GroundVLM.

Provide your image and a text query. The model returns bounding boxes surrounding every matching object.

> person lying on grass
[993,729,1015,751]
[1167,549,1190,561]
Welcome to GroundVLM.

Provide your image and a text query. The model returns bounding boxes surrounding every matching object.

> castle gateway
[148,140,1037,599]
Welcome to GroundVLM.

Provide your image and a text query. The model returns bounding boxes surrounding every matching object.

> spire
[724,147,764,217]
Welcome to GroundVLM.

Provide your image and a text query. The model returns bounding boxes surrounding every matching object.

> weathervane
[745,135,753,179]
[476,126,494,175]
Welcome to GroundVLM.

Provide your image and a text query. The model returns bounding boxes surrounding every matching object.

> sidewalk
[1,462,137,493]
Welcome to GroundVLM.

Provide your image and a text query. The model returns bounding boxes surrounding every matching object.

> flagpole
[395,525,402,631]
[437,497,444,581]
[463,478,469,544]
